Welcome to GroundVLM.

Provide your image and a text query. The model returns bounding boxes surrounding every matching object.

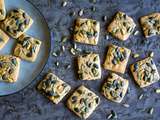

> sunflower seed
[70,48,76,55]
[61,36,68,43]
[55,62,59,67]
[149,51,154,57]
[148,107,154,115]
[78,9,84,16]
[62,1,67,7]
[103,16,107,22]
[133,30,139,35]
[91,6,96,12]
[62,45,65,52]
[132,53,140,58]
[138,94,144,100]
[52,52,58,57]
[155,88,160,94]
[123,103,130,108]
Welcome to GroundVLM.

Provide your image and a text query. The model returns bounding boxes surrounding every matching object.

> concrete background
[0,0,160,120]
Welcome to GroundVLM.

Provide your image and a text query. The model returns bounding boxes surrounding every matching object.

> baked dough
[140,13,160,38]
[37,73,71,104]
[0,0,6,20]
[13,34,41,62]
[130,57,160,88]
[77,53,101,80]
[0,29,9,50]
[67,85,100,119]
[107,11,136,41]
[0,55,20,83]
[73,18,100,45]
[101,73,129,103]
[103,44,131,74]
[1,9,33,38]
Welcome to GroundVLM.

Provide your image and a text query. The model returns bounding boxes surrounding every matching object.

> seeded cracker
[1,9,33,38]
[107,11,136,41]
[37,73,71,104]
[77,53,101,80]
[101,73,129,103]
[67,85,100,119]
[14,34,41,62]
[140,13,160,38]
[103,44,131,74]
[0,29,9,50]
[130,57,160,88]
[0,55,20,83]
[73,18,100,45]
[0,0,6,20]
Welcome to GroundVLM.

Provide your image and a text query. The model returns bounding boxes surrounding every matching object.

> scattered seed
[111,110,117,119]
[52,52,58,57]
[148,107,154,115]
[70,48,76,55]
[103,16,107,22]
[70,11,76,16]
[66,64,71,69]
[73,43,77,49]
[91,6,96,12]
[107,114,112,119]
[78,9,84,16]
[62,45,65,52]
[133,30,139,35]
[61,36,68,43]
[138,94,144,100]
[105,35,109,40]
[55,62,59,67]
[76,48,82,52]
[62,1,67,7]
[149,51,154,57]
[155,88,160,94]
[132,53,140,58]
[123,103,130,108]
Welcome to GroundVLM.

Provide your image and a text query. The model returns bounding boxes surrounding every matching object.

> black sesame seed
[95,97,100,104]
[26,52,32,57]
[88,92,92,96]
[13,10,19,13]
[93,63,99,69]
[74,108,80,113]
[77,89,82,94]
[2,74,7,80]
[71,96,77,103]
[6,26,10,32]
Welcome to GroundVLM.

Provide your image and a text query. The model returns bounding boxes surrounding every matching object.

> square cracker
[130,57,160,88]
[0,0,6,20]
[77,53,101,80]
[101,73,129,103]
[0,55,20,83]
[140,13,160,38]
[1,9,33,38]
[13,34,41,62]
[73,18,100,45]
[107,11,136,41]
[37,73,71,104]
[103,44,131,74]
[67,85,100,119]
[0,29,9,50]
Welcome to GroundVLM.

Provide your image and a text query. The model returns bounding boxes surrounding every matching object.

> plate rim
[0,0,51,97]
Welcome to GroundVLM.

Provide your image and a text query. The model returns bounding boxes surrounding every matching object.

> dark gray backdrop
[0,0,160,120]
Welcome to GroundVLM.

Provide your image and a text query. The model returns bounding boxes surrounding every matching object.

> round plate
[0,0,51,96]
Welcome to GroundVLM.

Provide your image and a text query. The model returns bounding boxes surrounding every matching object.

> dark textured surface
[0,0,160,120]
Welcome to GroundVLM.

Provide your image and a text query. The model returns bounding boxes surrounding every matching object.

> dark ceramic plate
[0,0,51,96]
